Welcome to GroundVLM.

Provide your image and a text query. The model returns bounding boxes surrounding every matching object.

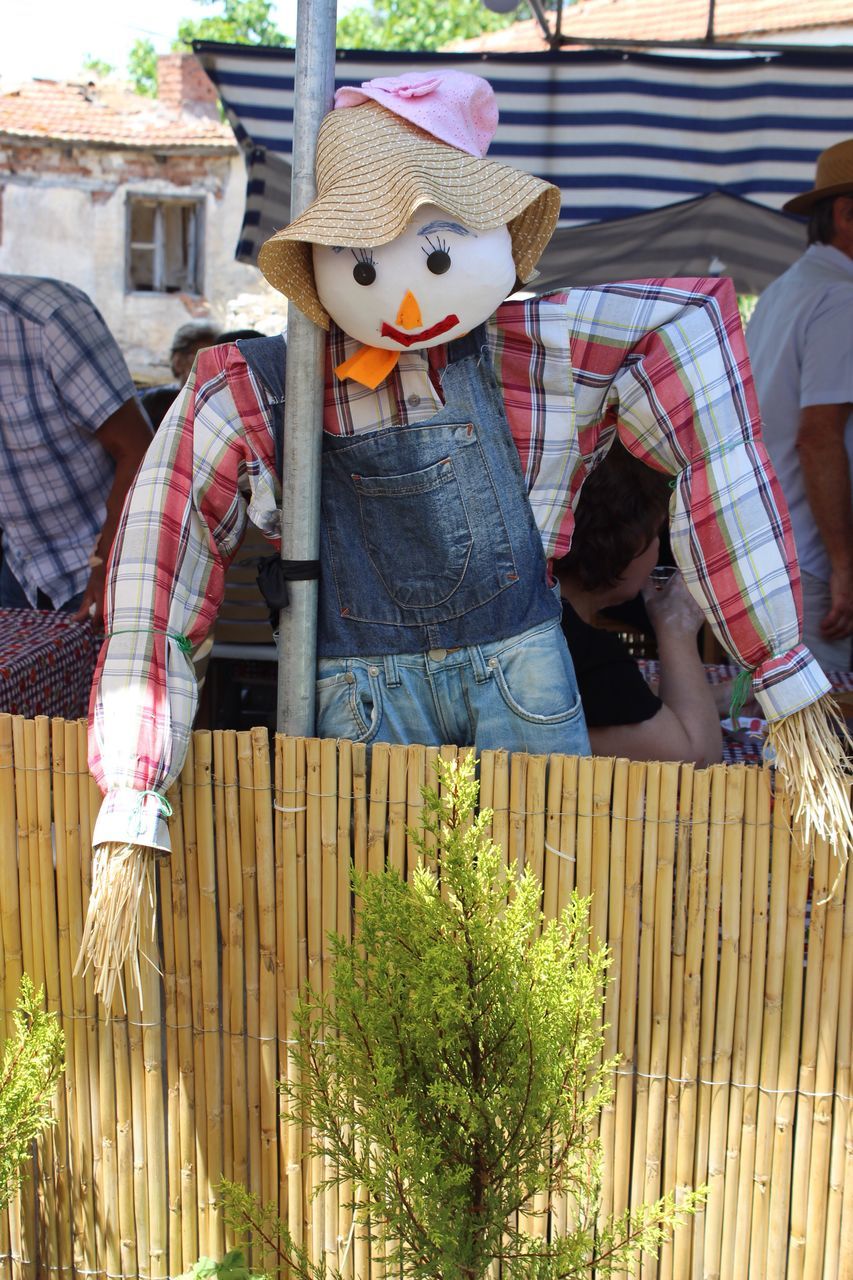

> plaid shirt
[90,277,830,851]
[0,275,138,606]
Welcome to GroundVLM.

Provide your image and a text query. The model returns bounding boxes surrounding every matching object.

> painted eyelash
[351,248,376,266]
[422,235,449,257]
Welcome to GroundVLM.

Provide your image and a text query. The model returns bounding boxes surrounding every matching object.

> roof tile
[0,77,236,150]
[447,0,853,51]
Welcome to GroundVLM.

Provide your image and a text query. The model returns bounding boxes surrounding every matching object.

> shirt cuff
[752,645,832,722]
[92,787,173,855]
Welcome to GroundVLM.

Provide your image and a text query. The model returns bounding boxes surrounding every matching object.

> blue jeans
[316,616,590,757]
[0,560,84,613]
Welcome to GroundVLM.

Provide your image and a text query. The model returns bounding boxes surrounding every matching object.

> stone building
[0,52,284,381]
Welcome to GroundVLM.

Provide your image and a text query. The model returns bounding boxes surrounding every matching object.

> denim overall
[240,330,589,756]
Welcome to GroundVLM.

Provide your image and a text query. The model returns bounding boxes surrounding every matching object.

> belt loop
[383,653,400,688]
[469,643,489,685]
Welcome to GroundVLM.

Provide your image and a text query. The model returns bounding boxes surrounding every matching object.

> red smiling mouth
[380,314,460,346]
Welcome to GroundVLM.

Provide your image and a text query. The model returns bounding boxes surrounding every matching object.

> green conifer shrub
[178,1249,266,1279]
[220,754,703,1279]
[0,975,65,1214]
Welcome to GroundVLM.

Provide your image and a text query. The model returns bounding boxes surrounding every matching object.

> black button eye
[353,260,376,286]
[426,249,451,275]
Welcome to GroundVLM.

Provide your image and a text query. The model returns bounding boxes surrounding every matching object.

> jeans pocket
[489,623,584,725]
[316,663,382,744]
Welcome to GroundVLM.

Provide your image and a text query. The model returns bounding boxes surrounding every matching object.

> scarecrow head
[258,71,561,362]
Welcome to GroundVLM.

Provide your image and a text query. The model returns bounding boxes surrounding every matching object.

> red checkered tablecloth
[638,661,853,694]
[0,608,102,720]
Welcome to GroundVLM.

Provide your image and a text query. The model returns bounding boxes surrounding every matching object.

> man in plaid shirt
[88,71,833,856]
[0,274,152,626]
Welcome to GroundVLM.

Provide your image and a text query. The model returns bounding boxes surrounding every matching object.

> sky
[1,0,362,85]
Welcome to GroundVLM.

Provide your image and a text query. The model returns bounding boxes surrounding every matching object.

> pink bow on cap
[334,69,499,159]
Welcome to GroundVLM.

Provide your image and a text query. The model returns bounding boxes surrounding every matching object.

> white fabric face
[312,204,516,350]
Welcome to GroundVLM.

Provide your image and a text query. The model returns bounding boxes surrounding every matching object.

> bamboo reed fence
[0,712,851,1280]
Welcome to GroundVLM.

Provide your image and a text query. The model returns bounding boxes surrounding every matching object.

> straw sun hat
[783,138,853,215]
[258,71,561,330]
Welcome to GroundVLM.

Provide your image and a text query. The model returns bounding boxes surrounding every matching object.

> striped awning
[194,41,853,293]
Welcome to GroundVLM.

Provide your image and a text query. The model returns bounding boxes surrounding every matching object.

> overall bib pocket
[321,420,519,630]
[354,456,473,609]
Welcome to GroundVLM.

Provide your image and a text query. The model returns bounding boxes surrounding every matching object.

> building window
[126,196,203,293]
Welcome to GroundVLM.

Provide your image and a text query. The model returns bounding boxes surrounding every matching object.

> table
[638,661,853,766]
[0,608,102,720]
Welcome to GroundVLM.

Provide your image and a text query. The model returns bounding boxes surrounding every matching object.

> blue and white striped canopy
[194,42,853,293]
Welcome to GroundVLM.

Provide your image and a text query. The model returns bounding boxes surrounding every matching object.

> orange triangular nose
[396,290,422,331]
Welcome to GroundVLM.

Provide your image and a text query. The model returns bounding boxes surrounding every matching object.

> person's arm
[588,576,723,766]
[70,400,153,627]
[796,402,853,641]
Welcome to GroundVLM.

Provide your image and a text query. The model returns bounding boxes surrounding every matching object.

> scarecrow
[83,70,851,1001]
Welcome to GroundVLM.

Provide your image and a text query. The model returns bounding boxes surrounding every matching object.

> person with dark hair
[140,319,223,429]
[217,328,266,344]
[747,140,853,672]
[168,319,224,384]
[554,445,723,765]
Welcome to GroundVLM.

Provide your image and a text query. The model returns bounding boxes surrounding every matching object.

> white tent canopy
[193,41,853,292]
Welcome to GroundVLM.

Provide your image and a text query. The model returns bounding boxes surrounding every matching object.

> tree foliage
[127,0,291,95]
[82,55,115,80]
[174,0,292,51]
[219,755,703,1280]
[0,976,65,1215]
[337,0,527,51]
[125,0,527,97]
[128,38,159,97]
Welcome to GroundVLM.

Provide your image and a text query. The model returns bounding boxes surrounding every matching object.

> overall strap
[446,323,488,366]
[234,333,319,619]
[236,334,287,474]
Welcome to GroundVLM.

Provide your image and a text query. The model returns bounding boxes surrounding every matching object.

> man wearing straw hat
[747,139,853,674]
[84,70,850,1000]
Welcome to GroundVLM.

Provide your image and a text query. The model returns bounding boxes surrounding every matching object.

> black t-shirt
[139,383,180,430]
[561,599,662,728]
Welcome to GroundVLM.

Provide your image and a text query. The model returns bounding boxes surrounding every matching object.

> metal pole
[276,0,337,735]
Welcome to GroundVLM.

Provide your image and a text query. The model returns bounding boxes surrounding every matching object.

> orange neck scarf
[334,344,401,390]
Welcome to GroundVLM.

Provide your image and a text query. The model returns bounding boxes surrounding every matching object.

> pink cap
[334,70,498,159]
